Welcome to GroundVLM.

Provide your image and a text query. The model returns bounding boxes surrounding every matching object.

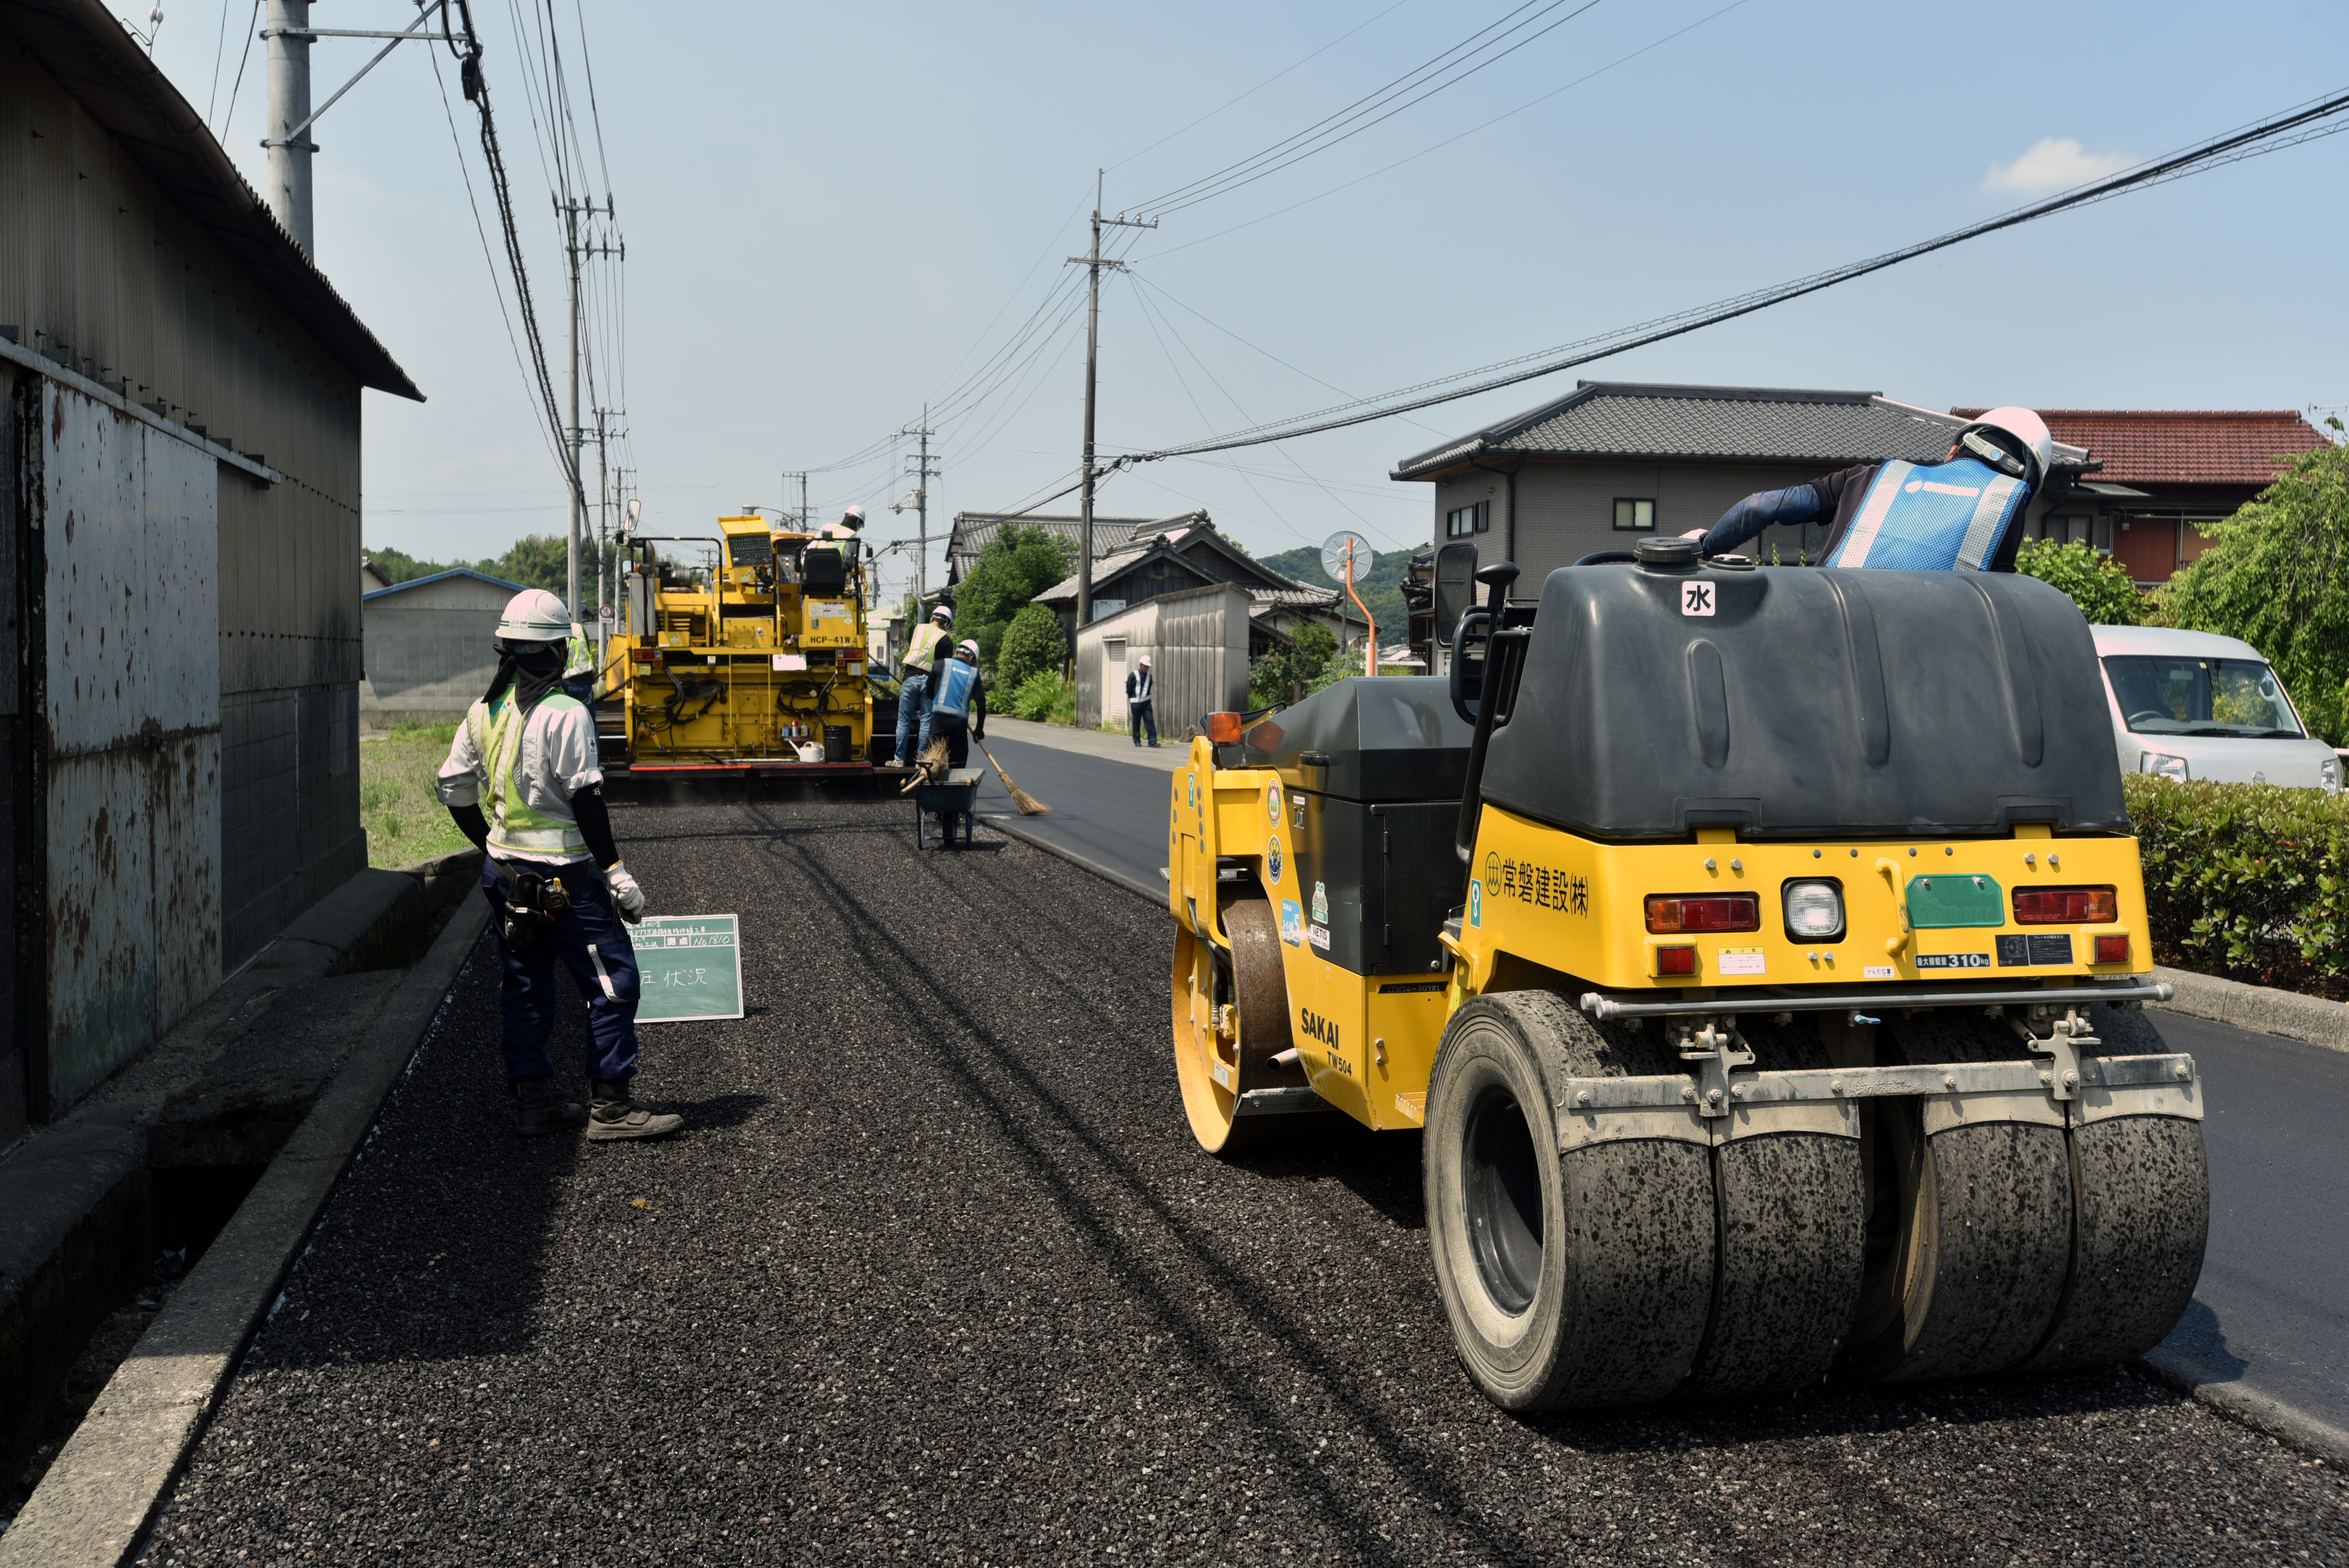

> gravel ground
[141,794,2349,1566]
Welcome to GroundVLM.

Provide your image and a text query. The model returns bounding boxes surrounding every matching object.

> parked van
[2091,625,2340,793]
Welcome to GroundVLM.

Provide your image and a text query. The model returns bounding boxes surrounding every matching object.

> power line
[1139,0,1753,261]
[1116,86,2349,465]
[1105,0,1415,174]
[1132,0,1605,216]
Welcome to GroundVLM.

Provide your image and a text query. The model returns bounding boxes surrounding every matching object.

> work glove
[605,862,646,924]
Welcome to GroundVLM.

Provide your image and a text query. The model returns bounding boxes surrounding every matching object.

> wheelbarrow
[913,767,984,849]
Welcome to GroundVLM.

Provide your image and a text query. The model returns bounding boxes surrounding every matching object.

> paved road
[142,794,2349,1564]
[969,729,1178,895]
[961,736,2349,1449]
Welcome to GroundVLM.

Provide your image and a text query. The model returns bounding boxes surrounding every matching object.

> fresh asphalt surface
[973,730,1175,893]
[143,787,2349,1563]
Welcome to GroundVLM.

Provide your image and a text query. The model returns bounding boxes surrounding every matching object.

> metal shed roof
[363,568,529,602]
[3,0,422,400]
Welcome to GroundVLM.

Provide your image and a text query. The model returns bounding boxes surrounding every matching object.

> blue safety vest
[1823,456,2030,571]
[932,659,979,721]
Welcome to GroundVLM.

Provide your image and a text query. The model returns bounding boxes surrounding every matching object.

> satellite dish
[1320,529,1373,582]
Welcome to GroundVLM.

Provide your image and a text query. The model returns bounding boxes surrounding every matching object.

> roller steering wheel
[2125,710,2173,727]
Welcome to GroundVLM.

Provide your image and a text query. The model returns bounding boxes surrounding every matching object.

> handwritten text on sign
[631,914,745,1023]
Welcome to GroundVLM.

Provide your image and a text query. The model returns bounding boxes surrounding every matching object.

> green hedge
[2124,775,2349,997]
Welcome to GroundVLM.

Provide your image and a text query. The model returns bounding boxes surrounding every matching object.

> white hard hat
[956,638,980,658]
[494,588,571,644]
[839,504,866,532]
[1957,407,2053,489]
[931,605,953,624]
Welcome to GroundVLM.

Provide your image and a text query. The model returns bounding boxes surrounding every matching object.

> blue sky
[142,0,2349,599]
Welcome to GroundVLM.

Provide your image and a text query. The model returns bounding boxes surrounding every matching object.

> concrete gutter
[2137,1350,2349,1467]
[2153,965,2349,1055]
[0,897,490,1567]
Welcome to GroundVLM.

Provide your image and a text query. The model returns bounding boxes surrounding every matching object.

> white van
[2091,625,2340,793]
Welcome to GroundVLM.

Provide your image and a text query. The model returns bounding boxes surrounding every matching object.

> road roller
[1166,536,2207,1410]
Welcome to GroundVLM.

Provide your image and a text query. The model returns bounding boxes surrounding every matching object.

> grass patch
[360,723,473,868]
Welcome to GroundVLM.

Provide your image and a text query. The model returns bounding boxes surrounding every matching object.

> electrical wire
[1140,0,1753,261]
[1106,0,1415,174]
[1117,86,2349,465]
[217,0,261,138]
[1132,0,1605,216]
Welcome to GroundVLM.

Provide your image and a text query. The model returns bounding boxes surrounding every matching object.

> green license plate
[1905,874,2005,929]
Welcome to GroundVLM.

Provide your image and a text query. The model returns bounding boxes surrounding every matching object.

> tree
[954,524,1075,668]
[1248,620,1337,708]
[1256,543,1404,645]
[995,603,1067,697]
[2156,425,2349,745]
[2015,537,2145,626]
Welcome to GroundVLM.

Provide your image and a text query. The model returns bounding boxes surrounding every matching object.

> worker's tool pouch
[493,859,570,954]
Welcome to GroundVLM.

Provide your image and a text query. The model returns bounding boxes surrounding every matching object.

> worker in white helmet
[1694,407,2056,571]
[435,588,683,1142]
[891,603,954,766]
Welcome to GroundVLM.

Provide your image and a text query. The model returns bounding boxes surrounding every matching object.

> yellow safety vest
[467,693,588,859]
[904,621,949,672]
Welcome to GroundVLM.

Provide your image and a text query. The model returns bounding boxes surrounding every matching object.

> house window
[1445,501,1488,538]
[1613,498,1657,532]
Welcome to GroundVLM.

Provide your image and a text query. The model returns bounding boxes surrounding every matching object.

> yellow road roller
[1166,536,2206,1410]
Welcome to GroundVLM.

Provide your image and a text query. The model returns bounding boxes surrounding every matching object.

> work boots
[586,1078,684,1142]
[513,1076,588,1136]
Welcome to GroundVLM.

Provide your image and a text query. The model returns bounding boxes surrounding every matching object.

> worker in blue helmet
[1695,407,2056,571]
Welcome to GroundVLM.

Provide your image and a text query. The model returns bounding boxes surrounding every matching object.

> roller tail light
[1654,944,1698,976]
[2093,933,2131,965]
[1645,893,1759,934]
[2013,886,2117,925]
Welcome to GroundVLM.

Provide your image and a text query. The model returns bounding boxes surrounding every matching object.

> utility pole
[781,471,809,531]
[261,0,313,253]
[1067,172,1156,632]
[591,406,621,651]
[889,406,941,605]
[558,196,619,624]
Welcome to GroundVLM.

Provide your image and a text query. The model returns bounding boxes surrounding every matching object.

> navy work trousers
[481,859,641,1085]
[1130,700,1158,746]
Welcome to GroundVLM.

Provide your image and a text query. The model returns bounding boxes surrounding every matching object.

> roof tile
[1950,409,2331,487]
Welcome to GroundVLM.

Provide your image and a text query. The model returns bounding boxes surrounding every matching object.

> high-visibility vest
[1823,456,2030,571]
[932,659,979,721]
[466,693,588,859]
[904,621,949,673]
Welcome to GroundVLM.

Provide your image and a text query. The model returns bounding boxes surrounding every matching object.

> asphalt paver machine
[605,515,887,779]
[1166,536,2208,1410]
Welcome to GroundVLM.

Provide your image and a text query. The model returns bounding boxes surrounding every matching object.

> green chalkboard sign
[630,914,744,1022]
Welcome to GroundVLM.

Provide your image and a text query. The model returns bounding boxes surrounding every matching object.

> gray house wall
[1428,459,1845,588]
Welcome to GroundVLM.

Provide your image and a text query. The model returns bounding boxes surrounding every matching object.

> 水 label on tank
[631,914,744,1023]
[1716,947,1765,975]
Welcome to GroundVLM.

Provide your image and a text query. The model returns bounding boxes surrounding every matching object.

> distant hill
[1258,544,1410,644]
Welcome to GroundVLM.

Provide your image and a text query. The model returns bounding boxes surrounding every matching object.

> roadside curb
[2137,1351,2349,1467]
[0,899,492,1567]
[978,814,1164,907]
[2152,965,2349,1054]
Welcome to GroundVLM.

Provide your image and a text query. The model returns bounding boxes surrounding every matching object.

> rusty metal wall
[2,30,367,1113]
[41,382,222,1108]
[2,367,23,1143]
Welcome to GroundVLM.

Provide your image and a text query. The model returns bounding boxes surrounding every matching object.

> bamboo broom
[979,741,1050,815]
